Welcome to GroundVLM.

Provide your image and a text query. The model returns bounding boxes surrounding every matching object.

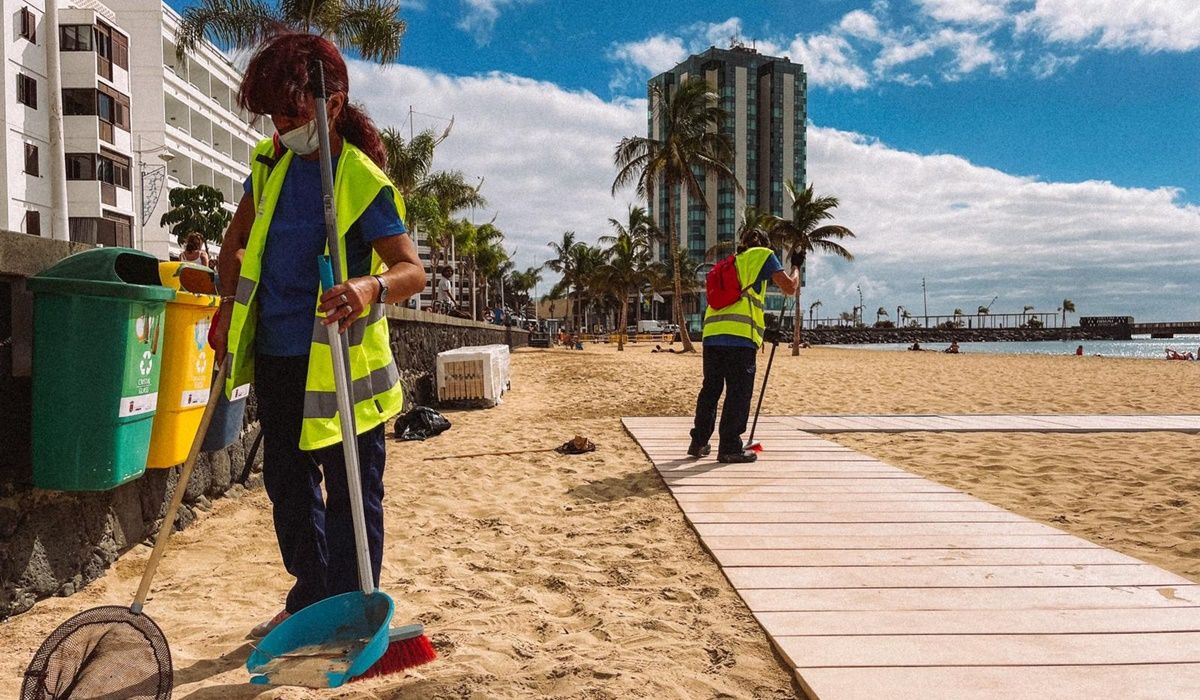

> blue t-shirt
[247,154,407,356]
[704,252,784,348]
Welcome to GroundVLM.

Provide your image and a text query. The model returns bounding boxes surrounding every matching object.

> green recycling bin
[28,248,175,491]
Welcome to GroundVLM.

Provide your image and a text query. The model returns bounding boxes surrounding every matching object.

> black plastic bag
[394,406,452,441]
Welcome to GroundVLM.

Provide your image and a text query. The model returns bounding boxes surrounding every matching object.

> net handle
[131,357,230,614]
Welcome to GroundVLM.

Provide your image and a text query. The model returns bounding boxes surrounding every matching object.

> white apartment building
[1,0,52,238]
[2,0,135,242]
[105,0,268,260]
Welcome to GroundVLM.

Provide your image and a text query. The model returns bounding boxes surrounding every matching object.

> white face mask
[275,119,320,156]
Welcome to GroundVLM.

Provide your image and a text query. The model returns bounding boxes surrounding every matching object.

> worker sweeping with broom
[209,33,426,648]
[689,228,798,463]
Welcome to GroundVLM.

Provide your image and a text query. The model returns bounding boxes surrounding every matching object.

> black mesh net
[21,605,172,700]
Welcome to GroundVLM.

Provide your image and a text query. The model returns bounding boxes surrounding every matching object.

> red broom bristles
[353,633,437,681]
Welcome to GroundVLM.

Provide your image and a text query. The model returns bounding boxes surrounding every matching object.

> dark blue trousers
[691,345,758,455]
[255,354,386,614]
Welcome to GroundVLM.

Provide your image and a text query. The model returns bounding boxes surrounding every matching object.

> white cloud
[1030,52,1081,78]
[788,34,872,90]
[457,0,525,46]
[839,10,883,40]
[347,62,641,275]
[607,34,688,75]
[914,0,1016,25]
[347,62,1200,319]
[1016,0,1200,52]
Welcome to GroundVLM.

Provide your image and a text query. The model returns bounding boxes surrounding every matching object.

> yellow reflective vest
[702,247,773,347]
[225,139,405,450]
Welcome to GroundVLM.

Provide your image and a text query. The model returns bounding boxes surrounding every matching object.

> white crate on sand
[436,344,510,406]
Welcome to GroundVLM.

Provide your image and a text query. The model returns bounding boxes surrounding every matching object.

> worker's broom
[307,59,436,680]
[745,299,793,453]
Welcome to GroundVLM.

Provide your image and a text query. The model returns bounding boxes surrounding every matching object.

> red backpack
[705,255,749,310]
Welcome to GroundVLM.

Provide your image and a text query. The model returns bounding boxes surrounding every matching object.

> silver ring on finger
[339,293,348,303]
[343,304,353,314]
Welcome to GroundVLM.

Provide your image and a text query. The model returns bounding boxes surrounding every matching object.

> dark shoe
[717,450,757,463]
[687,442,711,458]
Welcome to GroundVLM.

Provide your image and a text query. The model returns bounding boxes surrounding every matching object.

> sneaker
[717,450,757,463]
[687,442,711,458]
[250,609,290,638]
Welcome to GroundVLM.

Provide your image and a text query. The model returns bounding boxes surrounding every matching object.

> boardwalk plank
[725,564,1191,589]
[757,607,1200,636]
[795,665,1200,700]
[738,585,1200,612]
[712,547,1142,568]
[777,631,1200,667]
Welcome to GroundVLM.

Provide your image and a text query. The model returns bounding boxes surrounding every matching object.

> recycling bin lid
[160,261,218,306]
[27,247,175,301]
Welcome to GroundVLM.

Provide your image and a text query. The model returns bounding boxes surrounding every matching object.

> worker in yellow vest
[210,35,426,638]
[689,228,798,463]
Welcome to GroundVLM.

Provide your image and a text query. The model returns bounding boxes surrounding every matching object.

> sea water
[831,335,1200,359]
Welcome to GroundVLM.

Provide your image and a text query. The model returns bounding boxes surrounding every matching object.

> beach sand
[2,343,1197,698]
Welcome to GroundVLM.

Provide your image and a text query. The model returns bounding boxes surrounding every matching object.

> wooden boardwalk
[622,416,1200,700]
[778,414,1200,433]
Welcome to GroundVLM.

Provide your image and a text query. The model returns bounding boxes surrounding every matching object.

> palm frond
[175,0,282,59]
[335,0,406,63]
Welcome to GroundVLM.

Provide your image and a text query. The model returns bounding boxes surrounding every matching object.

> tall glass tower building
[647,44,806,326]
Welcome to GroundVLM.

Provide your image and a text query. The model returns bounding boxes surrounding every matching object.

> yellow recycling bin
[146,261,218,468]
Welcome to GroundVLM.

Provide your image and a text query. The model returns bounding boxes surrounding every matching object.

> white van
[638,320,667,333]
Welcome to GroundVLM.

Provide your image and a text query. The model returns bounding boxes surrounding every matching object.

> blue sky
[180,1,1200,322]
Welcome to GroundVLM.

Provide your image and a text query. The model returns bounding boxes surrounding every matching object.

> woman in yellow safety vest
[210,34,426,638]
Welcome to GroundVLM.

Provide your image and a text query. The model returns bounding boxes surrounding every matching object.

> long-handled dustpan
[246,59,394,689]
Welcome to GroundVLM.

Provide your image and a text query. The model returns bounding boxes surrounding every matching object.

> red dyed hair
[238,33,385,167]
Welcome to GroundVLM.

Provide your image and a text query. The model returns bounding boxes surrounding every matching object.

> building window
[24,143,39,176]
[19,7,36,43]
[17,74,37,109]
[62,88,94,115]
[26,210,41,236]
[65,151,130,189]
[60,24,93,51]
[69,212,131,247]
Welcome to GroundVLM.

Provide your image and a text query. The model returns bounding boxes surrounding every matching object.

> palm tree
[175,0,406,64]
[508,266,542,316]
[953,308,964,327]
[809,300,822,329]
[612,77,736,353]
[545,231,579,328]
[977,305,989,328]
[1062,299,1075,327]
[876,306,889,326]
[598,215,653,350]
[1023,304,1035,327]
[838,310,854,327]
[769,181,855,355]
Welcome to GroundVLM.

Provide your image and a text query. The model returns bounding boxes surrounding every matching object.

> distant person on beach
[1076,345,1084,356]
[180,232,209,266]
[909,342,922,351]
[436,266,455,313]
[945,341,960,354]
[210,34,425,638]
[689,228,799,463]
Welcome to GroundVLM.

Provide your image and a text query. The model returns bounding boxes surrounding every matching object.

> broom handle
[313,62,375,597]
[746,340,775,447]
[746,296,791,448]
[132,356,228,613]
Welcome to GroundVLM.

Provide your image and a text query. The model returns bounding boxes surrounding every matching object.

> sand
[1,343,1197,699]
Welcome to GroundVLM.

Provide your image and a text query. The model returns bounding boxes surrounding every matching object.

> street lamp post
[922,277,928,328]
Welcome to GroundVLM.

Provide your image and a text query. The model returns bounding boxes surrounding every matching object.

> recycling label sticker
[230,384,250,401]
[181,388,211,408]
[120,305,163,418]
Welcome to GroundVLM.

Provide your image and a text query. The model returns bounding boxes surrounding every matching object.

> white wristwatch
[373,275,389,303]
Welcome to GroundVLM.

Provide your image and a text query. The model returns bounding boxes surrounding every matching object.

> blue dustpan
[246,590,393,687]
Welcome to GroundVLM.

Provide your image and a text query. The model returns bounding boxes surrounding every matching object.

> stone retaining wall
[0,230,525,620]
